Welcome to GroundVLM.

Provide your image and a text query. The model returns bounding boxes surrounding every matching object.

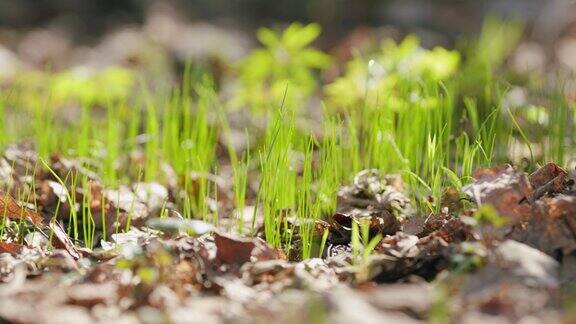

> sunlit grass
[0,19,573,258]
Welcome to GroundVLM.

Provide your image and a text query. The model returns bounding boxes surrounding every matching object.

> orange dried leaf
[0,242,25,255]
[0,193,44,226]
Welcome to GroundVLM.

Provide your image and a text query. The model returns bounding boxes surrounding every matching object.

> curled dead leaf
[49,220,81,260]
[0,193,44,226]
[529,162,566,189]
[0,242,25,255]
[526,163,568,202]
[462,165,532,222]
[214,232,283,265]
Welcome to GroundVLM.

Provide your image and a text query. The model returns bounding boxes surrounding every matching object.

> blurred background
[0,0,575,75]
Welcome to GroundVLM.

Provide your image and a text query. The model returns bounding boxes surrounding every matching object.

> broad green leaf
[298,49,331,68]
[257,27,279,48]
[283,23,321,51]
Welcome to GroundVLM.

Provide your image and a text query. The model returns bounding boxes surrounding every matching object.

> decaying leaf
[508,194,576,256]
[462,164,532,222]
[214,232,283,265]
[368,232,450,282]
[49,220,81,260]
[529,162,567,189]
[0,193,44,226]
[332,170,410,239]
[337,169,413,220]
[0,242,24,255]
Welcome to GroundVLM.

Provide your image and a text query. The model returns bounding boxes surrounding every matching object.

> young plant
[325,35,460,111]
[257,97,297,248]
[316,116,342,216]
[142,83,161,183]
[232,22,330,112]
[80,175,96,248]
[351,219,382,264]
[169,75,219,220]
[41,159,79,242]
[232,151,250,234]
[296,136,318,259]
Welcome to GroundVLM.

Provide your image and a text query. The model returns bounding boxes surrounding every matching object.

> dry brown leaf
[462,164,532,222]
[215,232,258,265]
[49,220,81,260]
[526,163,568,202]
[215,232,282,265]
[529,162,567,189]
[509,194,576,256]
[0,242,24,255]
[0,193,44,226]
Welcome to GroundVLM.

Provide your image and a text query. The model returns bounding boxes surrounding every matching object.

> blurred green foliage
[325,35,460,111]
[231,22,331,111]
[52,66,135,105]
[6,66,135,108]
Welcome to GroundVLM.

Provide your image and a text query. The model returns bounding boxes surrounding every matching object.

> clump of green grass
[232,145,250,234]
[316,116,342,216]
[257,99,297,248]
